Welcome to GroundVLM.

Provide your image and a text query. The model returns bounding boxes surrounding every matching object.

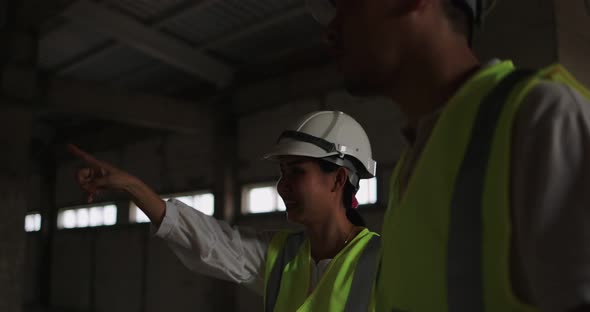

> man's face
[325,0,420,95]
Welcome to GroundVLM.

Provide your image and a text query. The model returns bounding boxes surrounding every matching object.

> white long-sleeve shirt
[153,199,334,296]
[153,199,272,295]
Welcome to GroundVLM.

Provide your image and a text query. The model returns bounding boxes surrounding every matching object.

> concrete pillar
[0,105,33,312]
[212,105,238,225]
[38,144,57,309]
[0,0,39,310]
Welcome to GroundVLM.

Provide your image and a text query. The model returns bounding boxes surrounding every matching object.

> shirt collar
[400,58,503,145]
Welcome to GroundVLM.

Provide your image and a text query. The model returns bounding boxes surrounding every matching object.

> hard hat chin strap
[277,130,349,158]
[277,130,362,188]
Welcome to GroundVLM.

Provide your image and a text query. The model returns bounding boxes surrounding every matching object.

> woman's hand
[68,143,137,203]
[67,143,166,225]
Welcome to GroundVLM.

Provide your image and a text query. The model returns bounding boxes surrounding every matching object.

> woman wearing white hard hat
[69,110,380,312]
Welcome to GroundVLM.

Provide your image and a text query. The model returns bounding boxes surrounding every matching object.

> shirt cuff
[152,199,180,239]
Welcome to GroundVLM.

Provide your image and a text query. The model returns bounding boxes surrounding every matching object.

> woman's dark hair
[317,159,366,227]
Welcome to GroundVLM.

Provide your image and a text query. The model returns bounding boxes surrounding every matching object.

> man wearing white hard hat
[306,0,590,311]
[69,110,380,311]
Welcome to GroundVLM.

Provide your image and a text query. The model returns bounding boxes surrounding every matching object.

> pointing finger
[67,144,115,171]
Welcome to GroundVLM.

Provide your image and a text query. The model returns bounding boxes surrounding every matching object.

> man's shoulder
[518,79,590,126]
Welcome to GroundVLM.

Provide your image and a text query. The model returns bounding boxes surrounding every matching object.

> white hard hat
[264,111,376,186]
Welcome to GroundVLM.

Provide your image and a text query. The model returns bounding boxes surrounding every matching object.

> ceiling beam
[115,5,308,86]
[61,0,233,88]
[58,3,307,87]
[203,5,307,51]
[44,78,217,135]
[56,0,221,76]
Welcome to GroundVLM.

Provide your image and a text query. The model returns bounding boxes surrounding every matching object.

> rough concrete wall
[555,0,590,87]
[46,225,237,312]
[22,235,41,307]
[27,174,42,214]
[50,230,93,310]
[94,228,144,312]
[0,105,32,312]
[145,231,236,312]
[475,0,558,68]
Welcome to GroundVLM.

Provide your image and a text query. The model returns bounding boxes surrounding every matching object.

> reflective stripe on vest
[447,69,534,311]
[344,235,381,312]
[265,232,381,312]
[265,232,306,312]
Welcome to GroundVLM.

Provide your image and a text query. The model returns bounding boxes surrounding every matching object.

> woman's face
[276,156,339,225]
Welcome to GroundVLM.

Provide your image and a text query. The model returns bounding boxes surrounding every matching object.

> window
[129,191,215,223]
[57,204,117,229]
[356,177,378,205]
[242,183,285,214]
[25,213,41,232]
[129,204,150,224]
[241,177,377,214]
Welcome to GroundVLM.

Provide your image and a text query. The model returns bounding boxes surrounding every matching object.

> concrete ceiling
[38,0,326,99]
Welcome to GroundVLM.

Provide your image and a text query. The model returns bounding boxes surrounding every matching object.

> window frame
[129,190,215,223]
[57,203,118,230]
[241,182,285,215]
[25,212,42,232]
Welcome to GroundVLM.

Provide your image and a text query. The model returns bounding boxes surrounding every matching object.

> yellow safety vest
[374,61,590,311]
[264,228,380,312]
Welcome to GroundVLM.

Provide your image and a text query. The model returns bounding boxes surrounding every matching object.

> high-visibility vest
[374,61,590,312]
[264,228,380,312]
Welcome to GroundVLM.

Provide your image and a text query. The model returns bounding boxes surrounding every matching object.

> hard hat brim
[264,139,376,179]
[263,139,340,161]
